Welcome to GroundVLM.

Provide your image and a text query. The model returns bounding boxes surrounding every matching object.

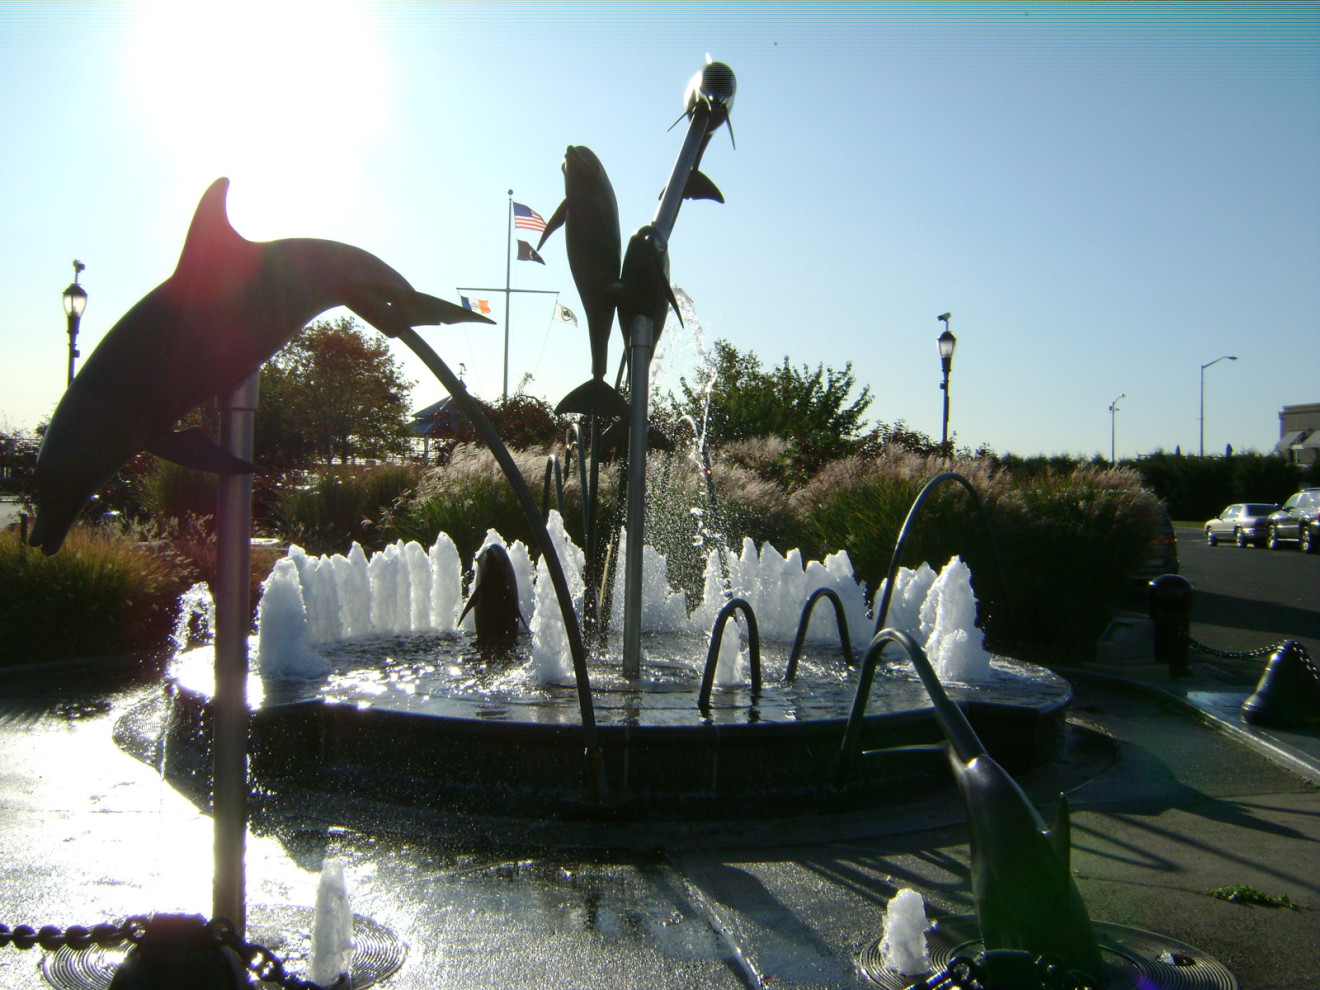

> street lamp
[1108,393,1125,463]
[937,313,956,454]
[61,260,88,387]
[1199,354,1237,456]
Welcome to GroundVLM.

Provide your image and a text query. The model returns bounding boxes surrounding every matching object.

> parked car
[1134,503,1180,581]
[1203,503,1279,547]
[1266,488,1320,553]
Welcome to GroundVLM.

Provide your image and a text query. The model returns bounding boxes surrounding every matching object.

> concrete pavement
[0,652,1315,990]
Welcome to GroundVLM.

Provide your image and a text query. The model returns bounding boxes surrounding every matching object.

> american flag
[512,202,546,233]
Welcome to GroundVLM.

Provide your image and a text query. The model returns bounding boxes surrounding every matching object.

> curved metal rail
[783,586,854,683]
[541,454,565,521]
[697,597,761,712]
[871,471,1014,640]
[834,627,979,790]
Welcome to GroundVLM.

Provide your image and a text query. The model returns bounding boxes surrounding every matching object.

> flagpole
[504,190,513,402]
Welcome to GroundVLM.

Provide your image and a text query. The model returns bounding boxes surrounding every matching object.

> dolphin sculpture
[887,628,1105,979]
[537,146,629,419]
[616,225,682,368]
[29,177,492,555]
[458,543,527,648]
[662,60,737,205]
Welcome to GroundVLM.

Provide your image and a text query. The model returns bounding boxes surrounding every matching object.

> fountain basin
[146,635,1072,823]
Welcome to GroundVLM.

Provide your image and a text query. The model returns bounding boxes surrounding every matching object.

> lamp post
[1199,354,1237,456]
[61,260,87,387]
[1108,393,1125,463]
[937,313,956,455]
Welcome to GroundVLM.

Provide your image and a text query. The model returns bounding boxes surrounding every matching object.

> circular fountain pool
[143,630,1072,824]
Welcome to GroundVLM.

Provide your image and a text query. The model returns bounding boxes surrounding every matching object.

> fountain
[29,57,1238,990]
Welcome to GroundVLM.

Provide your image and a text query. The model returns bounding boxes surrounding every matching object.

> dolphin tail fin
[1047,793,1073,873]
[149,428,253,475]
[556,379,631,418]
[658,171,725,204]
[537,199,568,251]
[683,171,725,203]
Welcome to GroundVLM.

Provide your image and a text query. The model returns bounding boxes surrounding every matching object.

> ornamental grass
[0,525,193,666]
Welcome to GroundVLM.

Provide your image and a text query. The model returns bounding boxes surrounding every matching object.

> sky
[1,1,1317,460]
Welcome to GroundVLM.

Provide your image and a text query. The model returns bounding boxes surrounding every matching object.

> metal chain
[0,916,347,990]
[209,917,349,990]
[0,918,145,953]
[1182,628,1318,671]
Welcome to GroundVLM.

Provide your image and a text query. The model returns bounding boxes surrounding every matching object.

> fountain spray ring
[41,905,405,990]
[858,915,1238,990]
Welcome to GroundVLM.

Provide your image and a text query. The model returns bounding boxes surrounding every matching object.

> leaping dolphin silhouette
[537,146,629,419]
[29,178,493,555]
[661,60,737,204]
[617,224,682,366]
[883,628,1105,980]
[458,543,527,649]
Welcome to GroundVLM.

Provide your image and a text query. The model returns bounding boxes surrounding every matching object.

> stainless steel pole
[213,370,259,934]
[622,315,654,679]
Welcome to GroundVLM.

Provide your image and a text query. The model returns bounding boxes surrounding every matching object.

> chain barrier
[920,951,1100,990]
[0,916,347,990]
[1182,628,1318,672]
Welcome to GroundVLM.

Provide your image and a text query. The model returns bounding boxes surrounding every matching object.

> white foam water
[246,515,992,687]
[879,887,930,976]
[309,856,354,985]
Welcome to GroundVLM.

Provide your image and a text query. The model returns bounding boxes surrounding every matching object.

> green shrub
[0,525,192,665]
[276,463,420,555]
[790,452,1160,652]
[991,465,1160,649]
[388,446,569,565]
[136,458,218,527]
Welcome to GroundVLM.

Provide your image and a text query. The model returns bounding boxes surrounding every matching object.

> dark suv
[1266,488,1320,553]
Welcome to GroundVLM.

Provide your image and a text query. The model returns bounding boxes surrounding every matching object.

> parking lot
[1175,524,1320,662]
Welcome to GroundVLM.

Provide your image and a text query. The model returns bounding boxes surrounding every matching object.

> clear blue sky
[2,2,1316,459]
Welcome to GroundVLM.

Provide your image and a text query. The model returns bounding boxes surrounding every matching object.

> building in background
[1276,402,1320,465]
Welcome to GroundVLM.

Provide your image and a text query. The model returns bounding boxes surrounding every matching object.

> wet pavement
[0,657,1316,990]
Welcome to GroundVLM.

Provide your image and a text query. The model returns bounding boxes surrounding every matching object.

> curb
[1057,664,1320,787]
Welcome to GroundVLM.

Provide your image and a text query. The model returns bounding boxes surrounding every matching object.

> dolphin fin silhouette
[599,419,675,457]
[537,199,568,251]
[148,427,253,475]
[659,171,725,204]
[556,379,631,418]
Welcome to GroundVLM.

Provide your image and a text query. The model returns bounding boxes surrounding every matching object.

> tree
[255,317,414,468]
[667,339,873,473]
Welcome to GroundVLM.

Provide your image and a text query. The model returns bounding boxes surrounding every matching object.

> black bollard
[1149,574,1194,677]
[1242,641,1320,728]
[108,915,248,990]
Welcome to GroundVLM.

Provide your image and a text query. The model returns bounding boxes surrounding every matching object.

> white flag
[555,304,578,326]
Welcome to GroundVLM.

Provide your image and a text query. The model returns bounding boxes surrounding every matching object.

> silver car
[1204,503,1278,547]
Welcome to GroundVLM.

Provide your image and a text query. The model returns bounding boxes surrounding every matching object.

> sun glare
[128,0,391,232]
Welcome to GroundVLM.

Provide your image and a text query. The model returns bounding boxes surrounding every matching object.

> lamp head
[938,328,957,368]
[62,282,88,320]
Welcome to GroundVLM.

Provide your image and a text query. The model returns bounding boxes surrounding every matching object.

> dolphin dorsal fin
[1046,792,1073,872]
[173,177,247,281]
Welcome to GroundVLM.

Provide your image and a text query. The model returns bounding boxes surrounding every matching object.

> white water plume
[249,523,992,689]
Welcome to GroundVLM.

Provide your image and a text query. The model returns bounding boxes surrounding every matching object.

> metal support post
[622,315,654,679]
[213,370,259,934]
